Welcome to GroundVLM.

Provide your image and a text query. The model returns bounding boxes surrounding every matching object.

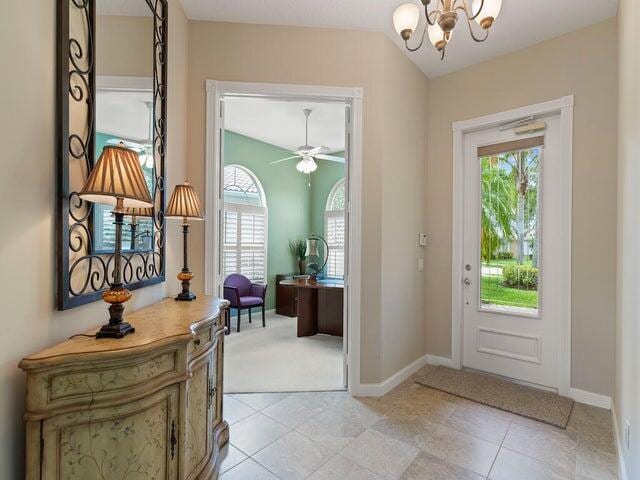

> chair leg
[249,308,252,323]
[262,305,266,328]
[225,309,230,335]
[237,308,241,333]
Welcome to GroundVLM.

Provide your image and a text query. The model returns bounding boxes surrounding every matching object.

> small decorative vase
[298,259,306,276]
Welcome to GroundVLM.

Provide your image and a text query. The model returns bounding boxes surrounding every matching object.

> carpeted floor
[224,311,344,393]
[416,366,574,428]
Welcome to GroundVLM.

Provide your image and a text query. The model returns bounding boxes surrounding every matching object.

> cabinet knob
[194,338,201,346]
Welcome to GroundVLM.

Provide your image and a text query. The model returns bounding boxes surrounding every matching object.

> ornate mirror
[57,0,167,310]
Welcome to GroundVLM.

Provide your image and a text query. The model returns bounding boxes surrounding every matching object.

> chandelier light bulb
[428,21,446,49]
[393,3,421,40]
[473,0,502,28]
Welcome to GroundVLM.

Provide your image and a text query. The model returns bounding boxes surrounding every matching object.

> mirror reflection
[93,2,155,253]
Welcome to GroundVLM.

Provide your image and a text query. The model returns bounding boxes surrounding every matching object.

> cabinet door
[184,351,213,479]
[42,384,180,480]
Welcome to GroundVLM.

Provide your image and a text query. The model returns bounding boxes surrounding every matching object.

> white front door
[462,112,565,389]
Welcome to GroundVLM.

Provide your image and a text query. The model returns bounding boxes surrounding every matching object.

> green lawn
[482,258,534,268]
[481,275,538,310]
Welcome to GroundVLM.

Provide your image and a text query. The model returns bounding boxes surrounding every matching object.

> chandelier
[393,0,502,60]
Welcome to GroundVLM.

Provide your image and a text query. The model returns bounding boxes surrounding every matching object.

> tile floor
[219,367,619,480]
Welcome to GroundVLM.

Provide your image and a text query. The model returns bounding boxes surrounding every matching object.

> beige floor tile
[220,458,280,480]
[371,414,439,451]
[510,414,578,441]
[340,429,420,480]
[339,395,393,418]
[262,392,336,428]
[219,444,249,474]
[253,431,334,480]
[308,455,384,480]
[578,419,617,455]
[400,451,485,480]
[224,395,258,425]
[572,403,613,430]
[576,443,619,480]
[489,448,574,480]
[390,392,457,424]
[296,406,374,452]
[421,424,500,477]
[502,422,577,472]
[232,392,292,411]
[230,412,290,455]
[444,404,511,445]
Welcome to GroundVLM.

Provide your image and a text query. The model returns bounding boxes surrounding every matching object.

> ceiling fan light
[296,160,306,172]
[393,3,421,40]
[472,0,502,28]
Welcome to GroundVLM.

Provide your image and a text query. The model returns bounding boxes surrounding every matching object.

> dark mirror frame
[57,0,167,310]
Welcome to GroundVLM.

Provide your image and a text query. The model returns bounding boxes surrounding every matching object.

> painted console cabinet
[19,297,230,480]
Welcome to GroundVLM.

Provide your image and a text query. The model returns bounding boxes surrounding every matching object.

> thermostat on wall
[419,233,428,246]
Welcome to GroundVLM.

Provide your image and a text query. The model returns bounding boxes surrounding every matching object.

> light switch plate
[419,233,428,246]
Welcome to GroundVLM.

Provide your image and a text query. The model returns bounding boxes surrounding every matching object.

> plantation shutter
[325,210,345,278]
[223,203,267,283]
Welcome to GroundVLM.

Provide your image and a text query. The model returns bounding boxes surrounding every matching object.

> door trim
[203,80,363,395]
[451,96,574,396]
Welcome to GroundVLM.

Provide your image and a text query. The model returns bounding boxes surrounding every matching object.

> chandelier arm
[404,21,428,52]
[465,15,490,42]
[459,0,485,21]
[424,2,438,26]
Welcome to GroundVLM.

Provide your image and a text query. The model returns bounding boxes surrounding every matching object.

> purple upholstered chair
[223,274,268,333]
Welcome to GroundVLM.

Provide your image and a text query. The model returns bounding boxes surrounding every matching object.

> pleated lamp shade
[79,145,153,209]
[123,206,154,218]
[166,181,203,220]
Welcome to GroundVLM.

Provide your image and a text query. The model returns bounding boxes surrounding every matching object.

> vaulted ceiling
[178,0,618,77]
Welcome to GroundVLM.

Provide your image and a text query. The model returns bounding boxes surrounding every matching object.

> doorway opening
[205,82,363,395]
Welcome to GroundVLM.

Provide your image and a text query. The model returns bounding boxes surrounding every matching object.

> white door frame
[204,80,364,395]
[451,96,574,396]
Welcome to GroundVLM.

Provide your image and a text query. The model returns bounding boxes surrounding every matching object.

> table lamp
[79,145,153,338]
[305,234,329,280]
[166,181,203,301]
[123,206,154,251]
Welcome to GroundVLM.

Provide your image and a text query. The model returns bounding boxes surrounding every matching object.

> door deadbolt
[465,264,471,271]
[464,278,472,285]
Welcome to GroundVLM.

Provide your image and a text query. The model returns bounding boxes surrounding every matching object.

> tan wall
[380,40,429,378]
[426,18,618,395]
[96,15,154,77]
[616,0,640,476]
[0,1,189,478]
[186,21,430,383]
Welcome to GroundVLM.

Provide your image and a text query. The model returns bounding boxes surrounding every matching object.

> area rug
[415,366,574,428]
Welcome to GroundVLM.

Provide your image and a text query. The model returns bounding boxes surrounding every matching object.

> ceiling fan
[270,108,344,174]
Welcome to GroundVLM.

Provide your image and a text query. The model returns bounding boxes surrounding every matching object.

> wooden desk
[279,278,344,337]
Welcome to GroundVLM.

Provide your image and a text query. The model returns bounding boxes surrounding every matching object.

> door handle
[463,277,472,285]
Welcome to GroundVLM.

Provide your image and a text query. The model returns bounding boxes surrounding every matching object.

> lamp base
[175,291,197,301]
[96,321,136,339]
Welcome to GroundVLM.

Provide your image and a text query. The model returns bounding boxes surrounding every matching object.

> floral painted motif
[50,352,175,401]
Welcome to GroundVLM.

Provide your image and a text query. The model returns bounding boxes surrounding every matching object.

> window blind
[223,203,267,283]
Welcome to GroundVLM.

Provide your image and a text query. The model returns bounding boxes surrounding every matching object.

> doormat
[415,366,574,428]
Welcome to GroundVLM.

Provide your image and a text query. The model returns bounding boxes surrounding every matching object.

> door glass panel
[479,145,541,315]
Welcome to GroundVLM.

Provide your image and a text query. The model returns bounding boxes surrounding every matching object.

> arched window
[325,179,346,278]
[223,165,268,282]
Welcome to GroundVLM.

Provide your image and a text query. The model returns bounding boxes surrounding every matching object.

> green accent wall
[310,153,345,241]
[224,131,345,310]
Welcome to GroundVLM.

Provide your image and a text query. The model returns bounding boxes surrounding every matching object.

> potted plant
[289,238,306,275]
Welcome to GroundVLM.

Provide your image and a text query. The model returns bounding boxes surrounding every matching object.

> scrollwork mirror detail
[57,0,167,310]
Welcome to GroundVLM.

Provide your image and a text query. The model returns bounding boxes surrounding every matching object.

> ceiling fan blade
[307,145,330,155]
[269,155,301,165]
[314,154,345,163]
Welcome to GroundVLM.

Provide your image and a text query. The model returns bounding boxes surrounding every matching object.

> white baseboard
[426,354,459,369]
[568,387,612,410]
[611,404,628,480]
[351,354,428,397]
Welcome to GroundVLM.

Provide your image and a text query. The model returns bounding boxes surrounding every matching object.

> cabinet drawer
[31,349,181,412]
[188,325,212,359]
